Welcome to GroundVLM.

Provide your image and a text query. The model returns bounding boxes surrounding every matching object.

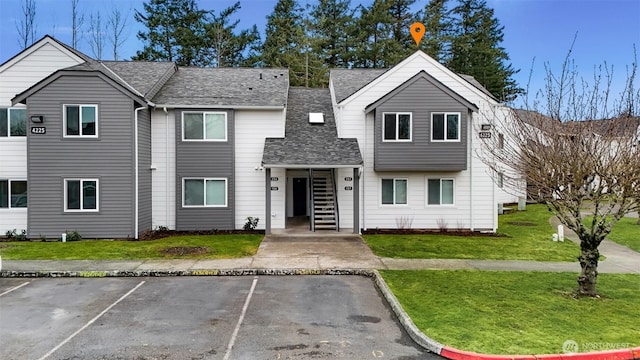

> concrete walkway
[2,226,639,274]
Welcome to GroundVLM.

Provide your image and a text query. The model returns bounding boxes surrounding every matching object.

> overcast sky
[1,0,638,107]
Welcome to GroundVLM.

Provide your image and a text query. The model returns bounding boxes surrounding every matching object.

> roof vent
[309,112,324,124]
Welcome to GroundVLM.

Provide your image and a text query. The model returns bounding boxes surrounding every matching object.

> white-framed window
[182,112,227,141]
[497,172,504,188]
[431,112,460,141]
[0,108,27,137]
[65,179,99,211]
[183,178,227,207]
[427,178,455,205]
[381,178,408,205]
[382,113,412,141]
[64,105,98,137]
[498,133,505,149]
[0,180,27,208]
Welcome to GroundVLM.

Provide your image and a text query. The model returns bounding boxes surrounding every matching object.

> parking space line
[223,276,259,360]
[0,281,31,297]
[37,280,146,360]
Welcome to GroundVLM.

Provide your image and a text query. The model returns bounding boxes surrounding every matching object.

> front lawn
[382,270,640,355]
[0,234,263,260]
[363,204,579,261]
[602,217,640,253]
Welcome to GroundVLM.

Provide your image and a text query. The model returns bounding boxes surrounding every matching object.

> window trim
[0,108,27,138]
[431,112,461,142]
[63,104,99,138]
[0,179,28,209]
[426,178,455,206]
[382,112,412,142]
[380,178,408,206]
[182,177,228,208]
[182,111,228,142]
[64,178,99,212]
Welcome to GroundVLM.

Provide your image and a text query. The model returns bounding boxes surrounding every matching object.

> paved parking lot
[0,276,440,359]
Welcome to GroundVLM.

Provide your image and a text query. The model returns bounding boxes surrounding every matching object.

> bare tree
[71,0,85,49]
[482,46,640,297]
[106,6,130,61]
[87,12,105,60]
[16,0,37,49]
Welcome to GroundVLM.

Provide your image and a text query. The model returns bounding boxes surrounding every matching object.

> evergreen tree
[262,0,322,86]
[133,0,207,66]
[386,0,417,62]
[307,0,355,68]
[447,0,521,101]
[351,0,394,68]
[419,0,451,61]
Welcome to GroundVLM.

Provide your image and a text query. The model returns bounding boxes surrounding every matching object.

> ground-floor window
[381,178,407,205]
[427,178,454,205]
[0,180,27,208]
[183,178,227,207]
[65,179,98,211]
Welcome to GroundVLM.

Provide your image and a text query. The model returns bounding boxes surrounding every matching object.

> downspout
[469,109,474,231]
[164,107,169,229]
[134,105,145,239]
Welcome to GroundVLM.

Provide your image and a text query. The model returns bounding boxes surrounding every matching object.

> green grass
[382,270,640,355]
[0,234,263,260]
[363,204,579,261]
[602,217,640,253]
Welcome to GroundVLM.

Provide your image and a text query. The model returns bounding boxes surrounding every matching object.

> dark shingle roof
[330,68,388,103]
[262,87,363,167]
[152,67,289,107]
[102,61,176,99]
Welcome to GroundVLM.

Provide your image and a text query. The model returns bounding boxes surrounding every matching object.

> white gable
[340,51,498,108]
[0,36,87,106]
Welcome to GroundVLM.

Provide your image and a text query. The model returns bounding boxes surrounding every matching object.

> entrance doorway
[292,177,307,216]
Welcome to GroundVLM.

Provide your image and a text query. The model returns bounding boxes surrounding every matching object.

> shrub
[243,217,259,231]
[64,230,82,242]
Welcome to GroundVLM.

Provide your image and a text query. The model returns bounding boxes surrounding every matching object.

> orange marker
[410,22,425,46]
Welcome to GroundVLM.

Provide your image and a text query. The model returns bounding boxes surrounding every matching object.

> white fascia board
[262,164,362,169]
[154,104,285,110]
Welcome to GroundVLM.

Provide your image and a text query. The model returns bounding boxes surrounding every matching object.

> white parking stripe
[223,276,259,360]
[0,281,31,297]
[37,280,146,360]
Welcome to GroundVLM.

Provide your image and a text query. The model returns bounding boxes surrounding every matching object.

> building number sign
[31,127,46,134]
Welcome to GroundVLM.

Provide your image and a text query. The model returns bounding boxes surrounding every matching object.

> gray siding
[175,109,235,230]
[26,75,136,239]
[374,77,469,171]
[138,109,152,233]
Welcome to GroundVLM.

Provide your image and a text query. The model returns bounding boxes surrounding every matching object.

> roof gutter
[262,164,363,169]
[153,104,284,110]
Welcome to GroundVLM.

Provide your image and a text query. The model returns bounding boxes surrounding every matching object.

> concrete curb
[1,268,638,360]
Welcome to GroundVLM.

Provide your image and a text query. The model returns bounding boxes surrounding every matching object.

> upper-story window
[0,108,27,137]
[183,112,227,141]
[432,112,460,141]
[64,105,98,137]
[383,113,411,141]
[0,180,27,208]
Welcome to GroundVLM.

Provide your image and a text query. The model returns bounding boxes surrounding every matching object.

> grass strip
[381,270,640,355]
[0,234,262,260]
[363,204,578,261]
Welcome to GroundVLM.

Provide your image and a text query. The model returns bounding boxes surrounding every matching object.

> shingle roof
[152,67,289,107]
[330,68,388,103]
[262,87,363,167]
[102,61,176,99]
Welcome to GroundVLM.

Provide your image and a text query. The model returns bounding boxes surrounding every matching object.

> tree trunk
[577,247,599,296]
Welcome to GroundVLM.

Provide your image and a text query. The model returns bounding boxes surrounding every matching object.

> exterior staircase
[310,169,339,231]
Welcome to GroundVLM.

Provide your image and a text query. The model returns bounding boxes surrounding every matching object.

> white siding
[0,38,85,235]
[336,168,355,229]
[335,52,500,231]
[151,108,176,229]
[234,109,285,230]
